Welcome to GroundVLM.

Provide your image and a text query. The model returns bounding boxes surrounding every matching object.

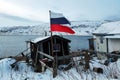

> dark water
[63,35,92,51]
[0,35,40,57]
[0,35,92,58]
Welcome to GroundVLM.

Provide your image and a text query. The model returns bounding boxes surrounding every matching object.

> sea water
[0,35,92,58]
[0,35,40,57]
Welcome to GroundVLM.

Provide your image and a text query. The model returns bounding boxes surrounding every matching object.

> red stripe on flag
[51,24,75,34]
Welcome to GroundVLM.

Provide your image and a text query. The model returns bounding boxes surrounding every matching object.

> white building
[93,21,120,53]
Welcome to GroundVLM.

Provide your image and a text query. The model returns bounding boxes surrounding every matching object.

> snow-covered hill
[93,20,120,34]
[71,20,104,35]
[0,21,104,35]
[0,23,49,35]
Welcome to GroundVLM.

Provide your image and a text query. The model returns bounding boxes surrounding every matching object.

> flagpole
[49,10,53,57]
[49,10,57,77]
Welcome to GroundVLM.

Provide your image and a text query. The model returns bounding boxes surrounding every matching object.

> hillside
[0,57,120,80]
[93,20,120,34]
[0,21,104,36]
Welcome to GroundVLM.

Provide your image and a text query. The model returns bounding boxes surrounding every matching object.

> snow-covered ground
[0,57,120,80]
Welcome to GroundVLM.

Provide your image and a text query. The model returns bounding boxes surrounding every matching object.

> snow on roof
[31,35,70,43]
[104,35,120,38]
[93,21,120,34]
[31,36,50,43]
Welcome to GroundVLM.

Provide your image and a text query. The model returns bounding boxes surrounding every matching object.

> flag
[50,11,75,34]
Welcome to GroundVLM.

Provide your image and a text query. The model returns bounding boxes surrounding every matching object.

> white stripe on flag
[50,11,64,18]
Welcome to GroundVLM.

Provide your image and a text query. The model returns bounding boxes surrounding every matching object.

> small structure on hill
[29,35,71,76]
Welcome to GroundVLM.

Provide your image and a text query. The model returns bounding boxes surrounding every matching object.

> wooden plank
[15,47,30,57]
[57,50,119,60]
[106,53,120,58]
[39,60,53,72]
[58,55,73,60]
[88,50,120,58]
[38,51,54,60]
[57,53,84,60]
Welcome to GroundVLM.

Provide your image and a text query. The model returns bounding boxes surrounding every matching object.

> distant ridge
[0,20,105,36]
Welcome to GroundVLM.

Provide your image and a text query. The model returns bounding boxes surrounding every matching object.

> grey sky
[0,0,120,26]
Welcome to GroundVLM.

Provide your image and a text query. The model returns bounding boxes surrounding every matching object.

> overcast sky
[0,0,120,26]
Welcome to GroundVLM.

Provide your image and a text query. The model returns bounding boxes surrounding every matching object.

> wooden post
[84,51,90,70]
[53,38,58,77]
[61,39,65,64]
[53,55,57,78]
[35,45,39,66]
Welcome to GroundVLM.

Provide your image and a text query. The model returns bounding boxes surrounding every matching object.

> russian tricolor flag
[50,11,75,34]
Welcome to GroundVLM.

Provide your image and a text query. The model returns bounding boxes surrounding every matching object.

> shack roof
[31,35,71,43]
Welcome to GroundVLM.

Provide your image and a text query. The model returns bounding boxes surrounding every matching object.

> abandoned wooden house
[29,35,71,71]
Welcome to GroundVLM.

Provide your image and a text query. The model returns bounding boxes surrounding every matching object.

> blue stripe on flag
[51,17,71,24]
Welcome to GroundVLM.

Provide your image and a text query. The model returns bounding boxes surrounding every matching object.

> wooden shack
[30,35,71,67]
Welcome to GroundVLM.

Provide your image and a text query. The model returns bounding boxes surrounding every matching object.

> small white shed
[93,21,120,53]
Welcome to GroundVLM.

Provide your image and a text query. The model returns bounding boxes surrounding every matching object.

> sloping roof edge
[31,35,71,43]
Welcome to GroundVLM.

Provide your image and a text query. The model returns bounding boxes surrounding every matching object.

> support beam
[38,51,54,60]
[39,60,53,72]
[57,52,84,60]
